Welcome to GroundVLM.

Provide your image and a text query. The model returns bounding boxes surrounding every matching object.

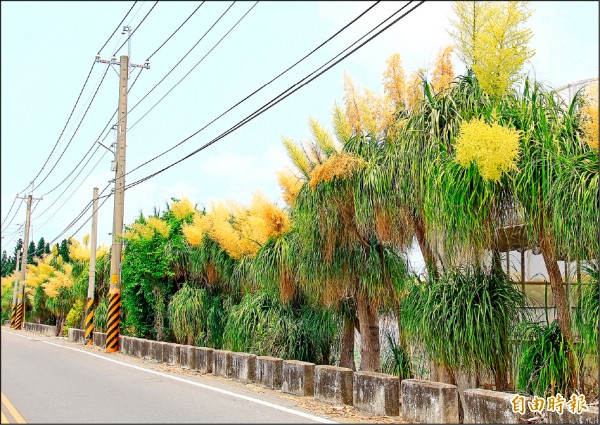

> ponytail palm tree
[508,81,595,350]
[281,115,410,372]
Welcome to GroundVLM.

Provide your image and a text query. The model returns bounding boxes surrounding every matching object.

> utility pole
[10,248,21,328]
[84,187,99,345]
[14,194,41,330]
[95,28,149,352]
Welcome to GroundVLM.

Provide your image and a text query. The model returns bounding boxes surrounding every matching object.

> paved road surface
[1,328,335,423]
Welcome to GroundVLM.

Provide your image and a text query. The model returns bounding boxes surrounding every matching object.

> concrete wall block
[45,325,56,337]
[145,340,156,360]
[120,336,131,354]
[212,350,233,378]
[463,389,534,424]
[282,360,315,397]
[231,352,256,383]
[161,342,171,364]
[548,406,599,424]
[128,337,138,356]
[192,347,213,374]
[132,337,142,357]
[402,379,459,424]
[314,365,353,405]
[68,327,76,342]
[255,356,283,390]
[167,343,181,366]
[77,329,85,343]
[179,345,195,369]
[93,332,107,349]
[141,339,152,359]
[153,341,166,363]
[353,371,400,416]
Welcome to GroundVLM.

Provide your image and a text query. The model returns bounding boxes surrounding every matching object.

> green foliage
[223,292,338,364]
[574,265,599,359]
[167,285,229,348]
[1,284,13,323]
[32,284,52,324]
[516,320,573,397]
[401,266,528,380]
[382,333,413,379]
[168,285,207,346]
[65,299,84,330]
[27,241,36,264]
[94,298,109,333]
[58,239,71,263]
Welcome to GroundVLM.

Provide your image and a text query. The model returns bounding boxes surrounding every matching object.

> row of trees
[1,237,72,278]
[2,1,597,398]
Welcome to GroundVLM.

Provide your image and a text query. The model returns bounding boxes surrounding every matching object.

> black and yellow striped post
[13,293,24,330]
[84,298,95,345]
[105,56,129,353]
[106,283,120,352]
[85,187,99,346]
[14,195,33,331]
[9,249,21,329]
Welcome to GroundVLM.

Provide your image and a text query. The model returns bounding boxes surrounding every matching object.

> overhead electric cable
[67,194,112,241]
[49,183,112,244]
[36,64,111,195]
[34,145,105,221]
[35,150,109,233]
[127,0,380,167]
[98,1,139,54]
[1,197,24,233]
[146,1,206,60]
[128,1,237,117]
[16,1,138,194]
[124,1,424,190]
[1,196,18,228]
[113,1,160,56]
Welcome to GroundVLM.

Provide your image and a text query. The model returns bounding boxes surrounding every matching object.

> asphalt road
[1,328,335,423]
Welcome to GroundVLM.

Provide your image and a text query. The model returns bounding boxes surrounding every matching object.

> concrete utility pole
[95,26,149,353]
[10,248,21,328]
[14,195,33,330]
[84,187,99,345]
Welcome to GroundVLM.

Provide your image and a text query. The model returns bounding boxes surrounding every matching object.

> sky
[1,1,598,273]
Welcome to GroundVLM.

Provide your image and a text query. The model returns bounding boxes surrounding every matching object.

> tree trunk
[538,232,572,342]
[538,229,576,388]
[340,315,357,370]
[55,315,64,337]
[414,216,438,279]
[356,295,381,372]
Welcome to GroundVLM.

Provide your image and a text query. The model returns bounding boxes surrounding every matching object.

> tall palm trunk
[413,215,438,279]
[538,231,572,342]
[538,229,576,388]
[357,295,381,372]
[340,315,357,370]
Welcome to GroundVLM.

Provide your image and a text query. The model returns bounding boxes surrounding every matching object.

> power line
[1,196,18,228]
[16,2,139,194]
[146,1,206,60]
[50,183,112,245]
[34,145,105,222]
[17,62,97,194]
[125,1,424,190]
[127,0,380,172]
[98,1,139,54]
[128,1,237,118]
[41,65,146,203]
[67,193,112,242]
[34,149,109,234]
[1,198,24,234]
[113,1,160,56]
[35,64,111,195]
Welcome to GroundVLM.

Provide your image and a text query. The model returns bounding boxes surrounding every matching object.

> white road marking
[2,330,336,424]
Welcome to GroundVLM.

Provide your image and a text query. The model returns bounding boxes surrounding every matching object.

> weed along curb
[25,324,600,424]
